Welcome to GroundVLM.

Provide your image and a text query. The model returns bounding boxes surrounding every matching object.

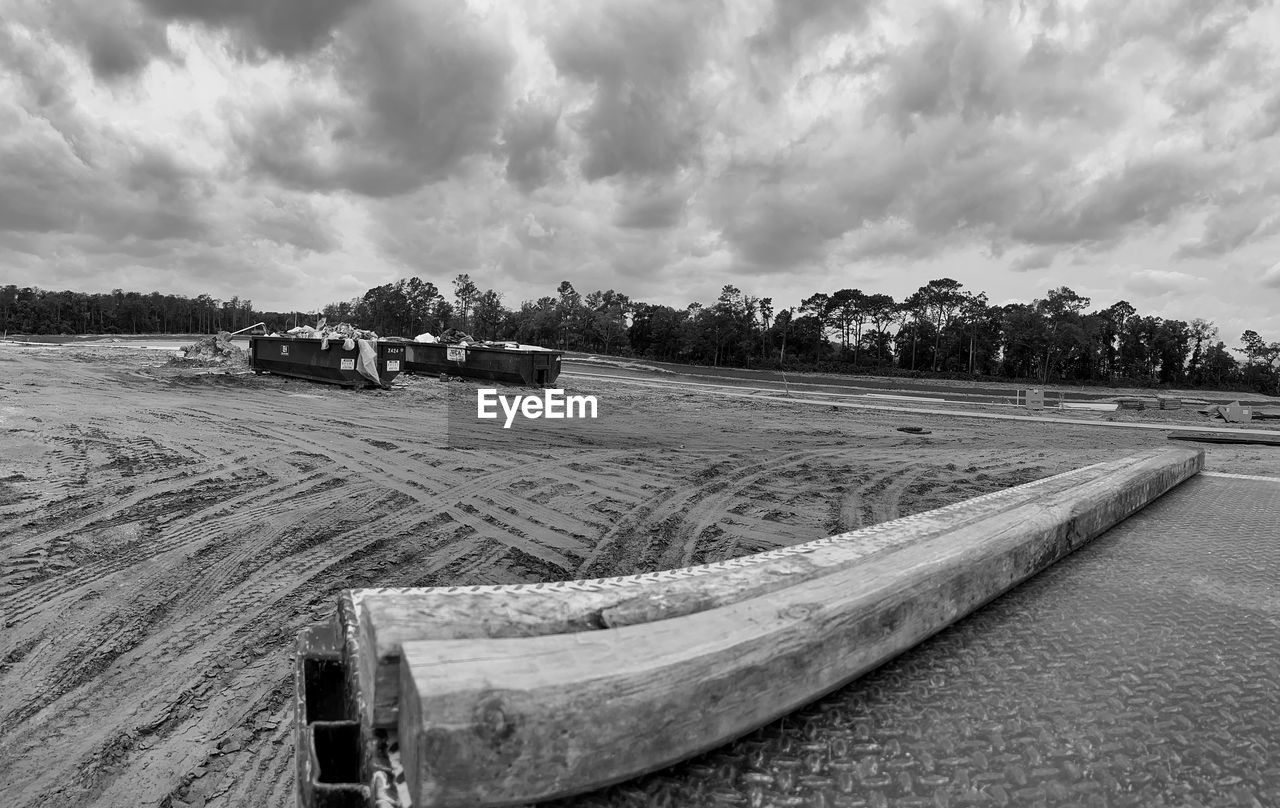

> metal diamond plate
[543,475,1280,808]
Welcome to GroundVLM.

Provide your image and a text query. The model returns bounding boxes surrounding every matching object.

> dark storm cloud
[239,0,514,197]
[713,184,839,269]
[0,143,210,243]
[0,26,210,245]
[1010,156,1214,247]
[109,146,213,241]
[748,0,878,55]
[1248,89,1280,141]
[1013,36,1126,127]
[710,123,1057,271]
[867,7,1017,135]
[251,197,337,253]
[869,7,1130,136]
[1175,185,1280,259]
[50,0,174,81]
[1008,247,1056,273]
[502,99,562,193]
[547,1,718,180]
[137,0,367,56]
[613,183,688,229]
[0,140,83,234]
[1,24,79,120]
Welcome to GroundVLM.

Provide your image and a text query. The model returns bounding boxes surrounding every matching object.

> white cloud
[1122,268,1210,298]
[1263,260,1280,289]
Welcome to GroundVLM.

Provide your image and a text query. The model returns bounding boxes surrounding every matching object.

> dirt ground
[0,342,1275,808]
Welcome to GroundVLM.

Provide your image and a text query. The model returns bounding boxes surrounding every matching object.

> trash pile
[430,329,521,350]
[437,328,476,345]
[171,331,247,367]
[266,319,380,351]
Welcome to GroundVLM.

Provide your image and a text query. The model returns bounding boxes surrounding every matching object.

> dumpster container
[250,336,404,389]
[403,343,562,386]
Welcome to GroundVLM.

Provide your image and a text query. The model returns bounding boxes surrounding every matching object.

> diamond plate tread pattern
[541,475,1280,808]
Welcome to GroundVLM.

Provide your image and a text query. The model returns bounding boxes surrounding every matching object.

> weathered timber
[354,447,1203,729]
[396,447,1203,807]
[1169,431,1280,446]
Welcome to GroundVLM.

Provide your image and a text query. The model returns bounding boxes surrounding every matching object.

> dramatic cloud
[234,0,515,196]
[502,97,563,193]
[1009,248,1057,273]
[545,0,718,180]
[1,0,1279,342]
[54,0,175,81]
[1175,184,1280,258]
[137,0,366,56]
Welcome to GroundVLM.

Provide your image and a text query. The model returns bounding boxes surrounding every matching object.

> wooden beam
[1169,431,1280,446]
[396,447,1202,807]
[352,447,1202,728]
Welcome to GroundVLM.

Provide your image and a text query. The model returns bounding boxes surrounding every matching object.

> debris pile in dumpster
[437,328,476,345]
[266,319,381,350]
[171,331,247,367]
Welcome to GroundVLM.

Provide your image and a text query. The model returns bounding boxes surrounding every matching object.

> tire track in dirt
[1,505,381,805]
[4,427,621,807]
[8,453,702,803]
[574,448,832,577]
[0,467,342,628]
[676,454,928,567]
[665,449,849,569]
[231,421,632,575]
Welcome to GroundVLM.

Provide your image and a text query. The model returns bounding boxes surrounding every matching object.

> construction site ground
[0,341,1276,808]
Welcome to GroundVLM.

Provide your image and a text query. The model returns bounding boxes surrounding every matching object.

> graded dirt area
[0,342,1274,808]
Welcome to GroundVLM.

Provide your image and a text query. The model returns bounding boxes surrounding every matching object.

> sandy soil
[0,342,1274,808]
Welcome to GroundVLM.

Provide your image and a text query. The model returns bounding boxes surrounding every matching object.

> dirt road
[0,343,1271,808]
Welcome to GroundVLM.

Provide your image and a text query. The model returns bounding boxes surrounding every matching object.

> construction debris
[171,331,246,367]
[1212,402,1254,423]
[269,318,380,348]
[437,328,476,345]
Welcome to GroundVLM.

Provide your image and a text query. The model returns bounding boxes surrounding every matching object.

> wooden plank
[1169,431,1280,446]
[396,447,1203,807]
[353,447,1202,728]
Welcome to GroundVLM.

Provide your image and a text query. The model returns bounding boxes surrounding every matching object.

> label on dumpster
[386,360,401,371]
[447,347,466,363]
[280,345,289,356]
[340,358,355,370]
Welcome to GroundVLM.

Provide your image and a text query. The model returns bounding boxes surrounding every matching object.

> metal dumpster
[403,342,562,386]
[249,336,404,389]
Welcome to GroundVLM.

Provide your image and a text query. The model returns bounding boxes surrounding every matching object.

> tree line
[0,285,299,336]
[4,278,1278,394]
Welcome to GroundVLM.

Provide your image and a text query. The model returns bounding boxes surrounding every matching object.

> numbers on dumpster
[446,347,466,363]
[340,358,355,370]
[280,345,289,356]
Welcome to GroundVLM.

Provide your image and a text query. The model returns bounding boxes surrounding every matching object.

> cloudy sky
[2,0,1279,340]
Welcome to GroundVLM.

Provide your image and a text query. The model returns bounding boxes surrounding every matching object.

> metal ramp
[547,473,1280,808]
